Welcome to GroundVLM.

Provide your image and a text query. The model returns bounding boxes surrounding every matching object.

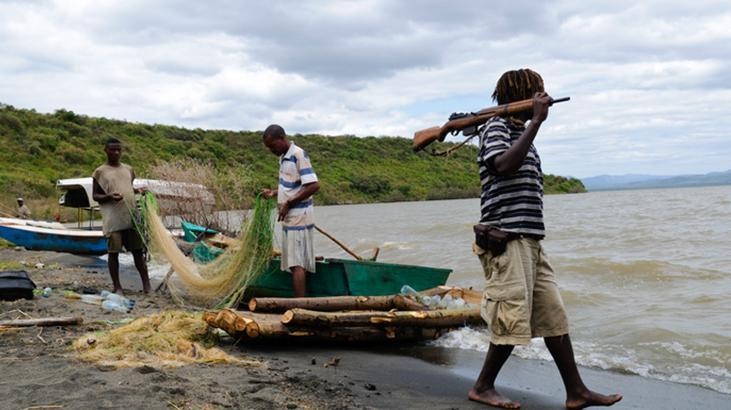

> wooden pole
[314,225,363,261]
[0,316,83,328]
[281,307,482,328]
[248,294,426,313]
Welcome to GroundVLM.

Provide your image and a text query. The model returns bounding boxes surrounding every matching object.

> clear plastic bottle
[42,287,52,297]
[452,297,466,309]
[102,292,135,309]
[401,285,433,306]
[400,285,420,297]
[429,294,442,308]
[80,294,104,305]
[440,293,453,309]
[102,299,130,313]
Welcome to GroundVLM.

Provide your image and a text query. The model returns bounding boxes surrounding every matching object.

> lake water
[306,185,731,394]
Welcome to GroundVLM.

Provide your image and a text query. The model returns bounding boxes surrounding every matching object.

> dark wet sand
[2,248,729,409]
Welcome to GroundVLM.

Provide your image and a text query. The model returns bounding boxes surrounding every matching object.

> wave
[430,327,731,394]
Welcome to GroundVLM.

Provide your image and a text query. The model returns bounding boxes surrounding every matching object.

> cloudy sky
[1,0,729,178]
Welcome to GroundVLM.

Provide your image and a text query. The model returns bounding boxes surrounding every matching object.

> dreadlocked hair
[491,69,545,105]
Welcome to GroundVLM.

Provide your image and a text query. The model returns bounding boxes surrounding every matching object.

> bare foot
[468,388,521,409]
[566,390,622,410]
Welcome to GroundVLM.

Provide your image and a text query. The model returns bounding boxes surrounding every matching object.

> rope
[427,134,478,157]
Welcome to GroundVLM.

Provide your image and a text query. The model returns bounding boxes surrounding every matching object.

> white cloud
[1,0,730,178]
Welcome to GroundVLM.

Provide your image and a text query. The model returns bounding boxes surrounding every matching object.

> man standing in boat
[261,124,320,298]
[470,69,621,409]
[92,137,150,295]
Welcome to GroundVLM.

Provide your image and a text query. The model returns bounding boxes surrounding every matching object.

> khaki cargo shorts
[473,237,569,345]
[107,229,145,253]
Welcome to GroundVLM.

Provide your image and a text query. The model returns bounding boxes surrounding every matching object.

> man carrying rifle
[470,69,621,409]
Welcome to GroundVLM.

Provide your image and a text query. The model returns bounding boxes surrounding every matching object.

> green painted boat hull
[247,258,452,298]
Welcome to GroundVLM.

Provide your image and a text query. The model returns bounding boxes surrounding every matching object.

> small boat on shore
[0,178,214,255]
[177,219,451,298]
[0,221,108,255]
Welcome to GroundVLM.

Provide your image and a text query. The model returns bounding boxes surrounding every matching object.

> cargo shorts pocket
[480,282,528,337]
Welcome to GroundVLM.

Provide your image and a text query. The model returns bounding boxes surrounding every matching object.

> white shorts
[281,225,316,273]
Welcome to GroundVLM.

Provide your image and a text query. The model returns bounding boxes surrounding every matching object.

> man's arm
[261,188,278,199]
[277,181,320,221]
[492,92,552,175]
[92,178,121,204]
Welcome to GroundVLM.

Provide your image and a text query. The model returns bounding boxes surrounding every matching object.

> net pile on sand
[73,311,261,368]
[137,194,276,308]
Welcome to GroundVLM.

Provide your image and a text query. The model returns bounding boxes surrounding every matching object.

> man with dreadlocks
[469,69,622,409]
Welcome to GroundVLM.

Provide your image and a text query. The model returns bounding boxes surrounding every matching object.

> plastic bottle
[63,290,81,300]
[104,293,135,309]
[440,293,453,309]
[428,294,442,308]
[401,285,430,306]
[42,287,52,297]
[400,285,420,298]
[421,295,433,307]
[102,299,130,313]
[79,294,104,305]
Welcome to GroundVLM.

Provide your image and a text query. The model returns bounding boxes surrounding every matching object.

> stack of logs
[203,286,483,343]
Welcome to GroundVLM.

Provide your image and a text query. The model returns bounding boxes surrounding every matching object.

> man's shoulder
[93,163,133,178]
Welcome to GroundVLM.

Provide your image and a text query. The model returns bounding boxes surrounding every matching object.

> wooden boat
[0,178,214,255]
[177,219,451,298]
[0,220,108,255]
[247,257,452,298]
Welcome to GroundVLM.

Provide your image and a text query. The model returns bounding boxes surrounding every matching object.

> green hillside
[0,103,585,212]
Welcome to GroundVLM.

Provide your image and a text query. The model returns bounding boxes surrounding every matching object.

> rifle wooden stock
[412,97,569,152]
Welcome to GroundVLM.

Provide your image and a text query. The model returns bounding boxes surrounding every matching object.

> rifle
[412,96,570,153]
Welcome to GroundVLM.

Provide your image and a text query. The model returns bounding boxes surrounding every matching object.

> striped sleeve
[297,149,318,185]
[478,117,511,176]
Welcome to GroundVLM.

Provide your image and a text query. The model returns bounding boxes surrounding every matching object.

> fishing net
[73,311,261,368]
[135,193,276,308]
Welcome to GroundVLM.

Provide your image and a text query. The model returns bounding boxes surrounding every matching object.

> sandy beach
[1,248,730,410]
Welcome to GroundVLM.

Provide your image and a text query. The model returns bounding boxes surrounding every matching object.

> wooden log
[203,309,445,342]
[248,294,426,313]
[202,309,253,336]
[0,316,83,328]
[244,319,442,342]
[281,307,481,328]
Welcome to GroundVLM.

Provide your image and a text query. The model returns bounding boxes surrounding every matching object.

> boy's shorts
[474,237,569,345]
[281,225,316,273]
[107,229,144,253]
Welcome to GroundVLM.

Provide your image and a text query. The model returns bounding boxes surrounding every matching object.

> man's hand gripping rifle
[412,96,570,154]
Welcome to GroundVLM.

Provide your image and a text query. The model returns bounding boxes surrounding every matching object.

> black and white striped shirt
[477,117,545,237]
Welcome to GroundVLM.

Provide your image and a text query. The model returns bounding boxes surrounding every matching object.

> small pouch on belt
[474,224,511,256]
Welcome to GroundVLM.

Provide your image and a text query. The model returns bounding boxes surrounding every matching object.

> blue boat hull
[0,224,107,255]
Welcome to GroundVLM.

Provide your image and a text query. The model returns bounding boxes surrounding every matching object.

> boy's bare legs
[107,252,124,294]
[543,334,622,410]
[291,266,306,297]
[132,249,151,293]
[468,343,521,409]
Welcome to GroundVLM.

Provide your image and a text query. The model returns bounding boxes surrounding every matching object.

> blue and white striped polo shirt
[477,116,545,237]
[278,143,318,230]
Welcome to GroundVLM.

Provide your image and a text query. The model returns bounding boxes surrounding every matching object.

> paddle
[314,225,379,261]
